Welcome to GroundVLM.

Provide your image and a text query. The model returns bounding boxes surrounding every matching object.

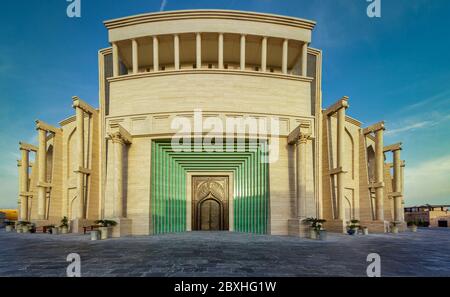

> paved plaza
[1,228,449,277]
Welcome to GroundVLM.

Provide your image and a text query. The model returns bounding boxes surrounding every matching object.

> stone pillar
[375,128,385,221]
[240,34,246,70]
[282,39,288,74]
[324,97,349,231]
[153,36,159,72]
[302,42,308,76]
[72,96,97,222]
[174,34,180,70]
[196,33,202,69]
[76,106,85,219]
[400,161,405,222]
[296,133,309,218]
[336,106,346,220]
[132,39,139,74]
[261,36,267,72]
[111,134,125,218]
[19,149,29,220]
[363,122,386,225]
[108,124,132,237]
[218,33,224,69]
[37,128,47,220]
[112,42,119,77]
[393,148,402,221]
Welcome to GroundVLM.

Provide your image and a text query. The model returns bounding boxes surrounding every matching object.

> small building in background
[404,205,450,228]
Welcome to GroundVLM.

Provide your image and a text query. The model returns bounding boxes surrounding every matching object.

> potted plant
[44,225,56,234]
[51,226,59,235]
[391,221,399,234]
[347,220,360,235]
[5,220,15,232]
[60,217,69,234]
[95,220,117,240]
[361,226,369,235]
[303,217,327,240]
[17,221,31,233]
[407,221,418,232]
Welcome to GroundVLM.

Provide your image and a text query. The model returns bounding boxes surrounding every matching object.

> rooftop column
[196,33,202,69]
[132,39,139,74]
[112,42,119,77]
[240,35,246,70]
[218,33,224,69]
[261,36,267,72]
[153,36,159,72]
[302,42,308,76]
[174,34,180,70]
[282,39,288,74]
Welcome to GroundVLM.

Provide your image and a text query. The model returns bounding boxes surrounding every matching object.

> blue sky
[0,0,449,208]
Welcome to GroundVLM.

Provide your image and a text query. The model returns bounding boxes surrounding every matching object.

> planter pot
[99,227,111,240]
[51,227,59,235]
[91,230,100,241]
[318,230,327,241]
[391,226,399,234]
[60,226,69,234]
[409,225,417,232]
[309,229,317,240]
[347,229,356,235]
[16,226,22,233]
[22,225,30,233]
[362,228,369,235]
[5,225,14,232]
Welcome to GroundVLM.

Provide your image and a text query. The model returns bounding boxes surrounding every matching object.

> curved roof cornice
[104,9,316,31]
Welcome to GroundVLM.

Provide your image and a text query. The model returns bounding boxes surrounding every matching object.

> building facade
[16,10,406,236]
[405,205,450,228]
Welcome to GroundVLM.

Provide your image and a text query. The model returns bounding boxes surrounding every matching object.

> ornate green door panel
[151,140,269,234]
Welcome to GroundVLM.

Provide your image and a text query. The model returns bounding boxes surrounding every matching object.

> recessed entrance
[192,176,229,231]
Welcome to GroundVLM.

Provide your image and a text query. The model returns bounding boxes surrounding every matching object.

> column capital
[363,121,385,135]
[108,124,132,145]
[19,142,38,152]
[324,96,349,116]
[287,123,311,145]
[298,133,311,144]
[384,142,402,152]
[72,96,97,114]
[35,120,62,134]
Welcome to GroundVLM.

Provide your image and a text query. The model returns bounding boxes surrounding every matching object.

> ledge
[104,9,316,31]
[108,69,314,83]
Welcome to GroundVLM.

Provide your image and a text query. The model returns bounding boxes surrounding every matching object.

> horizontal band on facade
[107,69,314,83]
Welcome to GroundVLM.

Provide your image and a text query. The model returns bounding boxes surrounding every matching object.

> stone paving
[1,228,450,277]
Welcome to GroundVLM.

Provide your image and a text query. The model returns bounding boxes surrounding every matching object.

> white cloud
[404,154,450,206]
[385,120,432,136]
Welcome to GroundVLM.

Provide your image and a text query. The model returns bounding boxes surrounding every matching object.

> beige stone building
[405,205,450,228]
[16,10,406,237]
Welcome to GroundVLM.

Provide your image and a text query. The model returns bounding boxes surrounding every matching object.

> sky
[0,0,449,208]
